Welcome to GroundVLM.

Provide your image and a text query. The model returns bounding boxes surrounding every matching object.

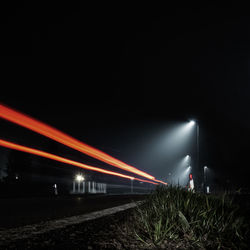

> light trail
[0,104,155,180]
[0,139,158,185]
[155,180,167,185]
[0,105,167,185]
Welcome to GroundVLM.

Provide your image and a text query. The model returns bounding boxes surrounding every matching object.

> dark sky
[1,2,250,187]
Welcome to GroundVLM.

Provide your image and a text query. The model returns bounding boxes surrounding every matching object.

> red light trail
[0,104,155,180]
[0,139,158,185]
[0,104,167,185]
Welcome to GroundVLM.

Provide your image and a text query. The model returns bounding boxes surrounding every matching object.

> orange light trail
[0,104,154,180]
[155,180,167,185]
[0,139,158,185]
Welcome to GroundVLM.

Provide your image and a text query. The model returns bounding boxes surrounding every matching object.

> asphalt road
[0,194,147,229]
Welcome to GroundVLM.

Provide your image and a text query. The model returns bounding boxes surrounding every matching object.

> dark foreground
[0,194,149,250]
[0,208,144,250]
[1,193,250,249]
[0,194,147,229]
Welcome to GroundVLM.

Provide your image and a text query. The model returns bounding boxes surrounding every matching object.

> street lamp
[75,174,84,193]
[189,120,195,126]
[168,172,172,185]
[130,177,135,193]
[76,174,84,182]
[204,166,208,193]
[185,155,190,162]
[189,119,200,191]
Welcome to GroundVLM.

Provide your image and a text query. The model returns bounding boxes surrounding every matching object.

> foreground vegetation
[131,186,249,249]
[1,189,249,249]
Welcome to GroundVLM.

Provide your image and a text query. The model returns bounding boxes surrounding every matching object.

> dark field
[1,193,250,249]
[0,208,145,250]
[0,194,147,229]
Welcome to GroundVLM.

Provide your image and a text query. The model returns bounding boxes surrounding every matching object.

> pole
[196,123,200,191]
[204,167,206,193]
[204,167,207,193]
[82,181,85,193]
[78,181,80,193]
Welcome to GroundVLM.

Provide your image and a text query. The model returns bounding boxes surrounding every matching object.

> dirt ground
[1,209,143,250]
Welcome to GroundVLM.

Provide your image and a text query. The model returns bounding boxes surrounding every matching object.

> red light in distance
[0,104,155,180]
[0,139,158,185]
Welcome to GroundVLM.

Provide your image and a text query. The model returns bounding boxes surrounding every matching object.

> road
[0,194,147,229]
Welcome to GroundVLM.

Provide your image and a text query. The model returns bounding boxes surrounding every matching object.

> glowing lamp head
[189,120,195,126]
[75,174,84,181]
[189,173,193,180]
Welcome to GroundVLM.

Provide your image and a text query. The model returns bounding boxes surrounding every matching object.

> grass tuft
[132,186,249,249]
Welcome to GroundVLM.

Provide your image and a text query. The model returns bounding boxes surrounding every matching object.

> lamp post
[75,174,84,193]
[131,177,134,193]
[196,122,200,191]
[189,120,200,191]
[204,166,208,193]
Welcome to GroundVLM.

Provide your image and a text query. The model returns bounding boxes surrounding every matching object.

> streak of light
[0,104,155,180]
[0,139,159,185]
[155,180,167,185]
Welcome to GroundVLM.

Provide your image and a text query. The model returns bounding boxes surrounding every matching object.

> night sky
[1,2,250,188]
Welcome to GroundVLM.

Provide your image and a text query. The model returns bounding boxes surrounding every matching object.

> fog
[117,121,197,183]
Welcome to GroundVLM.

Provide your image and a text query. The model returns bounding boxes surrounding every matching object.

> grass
[131,186,249,249]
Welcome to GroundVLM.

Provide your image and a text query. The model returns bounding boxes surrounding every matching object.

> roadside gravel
[1,208,144,250]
